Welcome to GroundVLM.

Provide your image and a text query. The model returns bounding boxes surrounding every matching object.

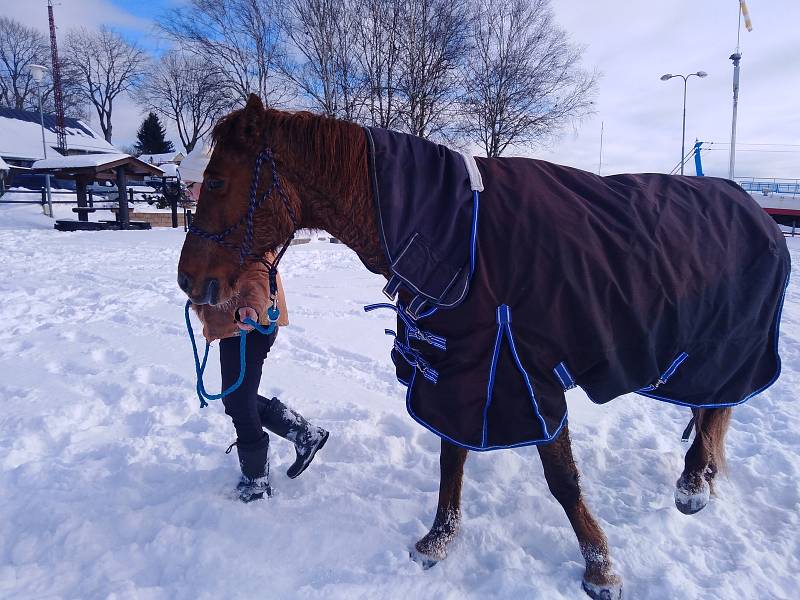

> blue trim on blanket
[479,304,552,448]
[395,190,481,321]
[481,316,506,447]
[553,362,576,391]
[637,352,689,392]
[403,366,569,452]
[398,302,567,451]
[502,312,550,439]
[633,270,790,408]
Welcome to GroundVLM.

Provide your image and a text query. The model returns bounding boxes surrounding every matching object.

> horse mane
[210,99,385,272]
[211,105,367,195]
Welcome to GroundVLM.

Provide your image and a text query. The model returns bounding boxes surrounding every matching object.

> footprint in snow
[378,413,416,438]
[90,347,130,364]
[134,365,187,386]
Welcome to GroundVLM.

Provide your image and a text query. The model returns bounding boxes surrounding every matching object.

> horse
[177,94,789,600]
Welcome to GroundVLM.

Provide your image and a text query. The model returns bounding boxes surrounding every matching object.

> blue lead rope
[184,300,279,408]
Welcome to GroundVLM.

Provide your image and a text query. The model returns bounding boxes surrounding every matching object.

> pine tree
[133,112,175,155]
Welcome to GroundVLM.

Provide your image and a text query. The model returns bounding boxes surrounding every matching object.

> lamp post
[27,63,53,217]
[660,71,708,175]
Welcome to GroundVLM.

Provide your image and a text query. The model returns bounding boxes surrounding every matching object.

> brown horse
[177,94,736,600]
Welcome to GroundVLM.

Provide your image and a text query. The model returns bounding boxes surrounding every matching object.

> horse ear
[238,94,266,149]
[244,93,264,113]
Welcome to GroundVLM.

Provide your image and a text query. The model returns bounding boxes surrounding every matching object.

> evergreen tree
[133,112,175,155]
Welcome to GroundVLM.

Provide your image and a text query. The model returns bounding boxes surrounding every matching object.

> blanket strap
[681,414,696,442]
[364,303,446,350]
[407,296,429,319]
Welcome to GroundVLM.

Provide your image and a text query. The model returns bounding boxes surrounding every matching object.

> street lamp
[660,71,708,175]
[26,63,54,217]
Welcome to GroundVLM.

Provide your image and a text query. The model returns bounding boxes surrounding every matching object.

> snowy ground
[0,204,798,600]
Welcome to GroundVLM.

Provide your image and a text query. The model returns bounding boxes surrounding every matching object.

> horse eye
[206,179,224,191]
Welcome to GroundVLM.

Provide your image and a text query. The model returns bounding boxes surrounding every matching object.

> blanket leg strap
[681,413,697,442]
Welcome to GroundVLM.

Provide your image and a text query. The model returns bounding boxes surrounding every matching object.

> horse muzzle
[178,271,220,306]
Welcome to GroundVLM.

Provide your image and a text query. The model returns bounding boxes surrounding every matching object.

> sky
[4,0,799,178]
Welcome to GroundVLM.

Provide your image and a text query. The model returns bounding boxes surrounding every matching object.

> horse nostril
[204,278,220,305]
[178,271,193,295]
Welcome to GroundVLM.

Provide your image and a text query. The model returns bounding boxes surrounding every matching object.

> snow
[32,154,164,174]
[0,156,8,172]
[0,113,117,162]
[0,203,798,599]
[141,152,184,165]
[157,163,179,178]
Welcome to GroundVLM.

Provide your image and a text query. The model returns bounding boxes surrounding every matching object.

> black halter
[187,147,298,299]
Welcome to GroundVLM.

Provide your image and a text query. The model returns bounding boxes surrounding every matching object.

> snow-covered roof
[33,153,130,170]
[141,152,184,165]
[0,156,8,171]
[158,163,179,177]
[32,153,164,175]
[0,108,118,162]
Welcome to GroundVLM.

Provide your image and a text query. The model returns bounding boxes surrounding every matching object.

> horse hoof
[582,578,623,600]
[409,548,438,570]
[675,473,710,515]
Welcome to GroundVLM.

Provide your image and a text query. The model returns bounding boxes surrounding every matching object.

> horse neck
[291,123,389,276]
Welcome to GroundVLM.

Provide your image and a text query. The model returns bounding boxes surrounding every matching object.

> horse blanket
[363,126,791,451]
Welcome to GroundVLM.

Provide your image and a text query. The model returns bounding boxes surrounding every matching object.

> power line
[703,141,800,147]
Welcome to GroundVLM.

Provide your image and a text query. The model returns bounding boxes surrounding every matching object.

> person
[179,145,329,503]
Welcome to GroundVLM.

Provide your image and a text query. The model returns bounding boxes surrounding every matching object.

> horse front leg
[675,407,732,515]
[412,439,468,568]
[538,424,622,600]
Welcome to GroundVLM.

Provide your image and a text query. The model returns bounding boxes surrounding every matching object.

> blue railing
[736,177,800,196]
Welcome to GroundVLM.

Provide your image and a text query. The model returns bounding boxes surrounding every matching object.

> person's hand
[236,307,259,331]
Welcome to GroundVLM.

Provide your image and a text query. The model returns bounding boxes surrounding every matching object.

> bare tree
[39,61,91,121]
[64,26,147,142]
[281,0,363,121]
[461,0,596,157]
[0,17,48,110]
[160,0,289,108]
[0,17,89,120]
[138,52,233,152]
[396,0,470,139]
[354,0,404,129]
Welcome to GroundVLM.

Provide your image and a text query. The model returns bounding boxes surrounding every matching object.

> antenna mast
[48,0,67,154]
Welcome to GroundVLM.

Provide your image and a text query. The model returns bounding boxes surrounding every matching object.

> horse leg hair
[413,439,468,564]
[537,423,622,597]
[676,407,733,514]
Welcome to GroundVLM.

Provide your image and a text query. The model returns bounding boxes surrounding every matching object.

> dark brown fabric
[371,130,790,451]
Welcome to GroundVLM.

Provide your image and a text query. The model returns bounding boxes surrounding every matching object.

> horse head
[177,94,302,306]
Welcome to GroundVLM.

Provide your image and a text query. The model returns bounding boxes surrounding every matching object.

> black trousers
[220,328,279,445]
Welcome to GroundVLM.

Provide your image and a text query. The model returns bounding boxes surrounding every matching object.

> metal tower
[48,0,67,154]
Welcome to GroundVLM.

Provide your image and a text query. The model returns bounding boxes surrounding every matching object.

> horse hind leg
[412,439,468,568]
[675,407,733,515]
[538,424,622,600]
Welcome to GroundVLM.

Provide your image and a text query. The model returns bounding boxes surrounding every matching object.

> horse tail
[694,407,733,474]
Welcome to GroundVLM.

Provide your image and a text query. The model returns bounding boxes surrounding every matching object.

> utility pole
[598,121,604,176]
[728,51,741,179]
[48,0,67,155]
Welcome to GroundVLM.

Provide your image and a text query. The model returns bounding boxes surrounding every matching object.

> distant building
[0,107,118,168]
[140,152,184,166]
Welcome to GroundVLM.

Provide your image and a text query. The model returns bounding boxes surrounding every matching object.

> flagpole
[729,0,750,180]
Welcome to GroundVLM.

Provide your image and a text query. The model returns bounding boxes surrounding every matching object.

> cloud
[5,0,151,35]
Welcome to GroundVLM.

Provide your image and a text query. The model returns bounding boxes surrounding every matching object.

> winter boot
[257,396,330,479]
[227,433,271,502]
